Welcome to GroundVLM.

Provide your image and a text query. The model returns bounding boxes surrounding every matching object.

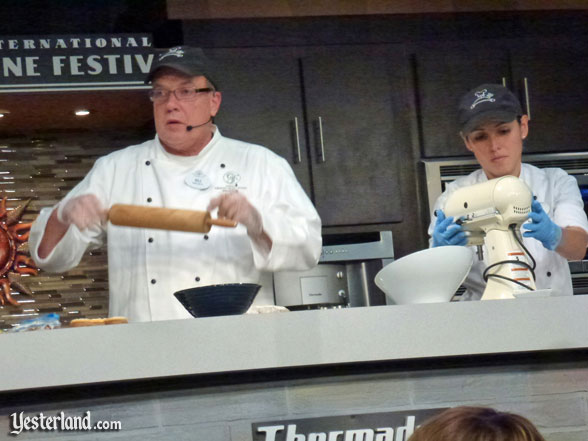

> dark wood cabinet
[415,38,588,158]
[509,39,588,153]
[210,46,411,227]
[209,50,312,194]
[301,48,408,225]
[184,13,588,257]
[413,42,511,158]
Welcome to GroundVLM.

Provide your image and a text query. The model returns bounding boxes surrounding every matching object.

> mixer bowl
[375,246,474,304]
[174,283,261,317]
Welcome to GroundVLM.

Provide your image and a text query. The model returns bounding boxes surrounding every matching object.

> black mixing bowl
[173,283,262,318]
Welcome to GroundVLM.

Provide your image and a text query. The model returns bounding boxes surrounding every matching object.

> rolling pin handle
[208,217,238,228]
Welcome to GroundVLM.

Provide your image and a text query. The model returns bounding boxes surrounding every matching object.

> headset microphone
[186,117,212,132]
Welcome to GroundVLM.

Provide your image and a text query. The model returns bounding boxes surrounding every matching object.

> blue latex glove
[432,209,467,247]
[522,199,562,251]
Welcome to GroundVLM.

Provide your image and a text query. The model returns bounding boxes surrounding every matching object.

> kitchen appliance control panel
[319,231,394,263]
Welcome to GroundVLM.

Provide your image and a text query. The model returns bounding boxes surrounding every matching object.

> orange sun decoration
[0,197,37,306]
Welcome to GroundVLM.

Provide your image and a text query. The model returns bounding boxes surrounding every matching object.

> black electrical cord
[510,223,537,272]
[483,260,535,291]
[482,224,537,291]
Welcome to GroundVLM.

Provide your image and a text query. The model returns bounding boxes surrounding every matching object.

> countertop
[3,295,588,393]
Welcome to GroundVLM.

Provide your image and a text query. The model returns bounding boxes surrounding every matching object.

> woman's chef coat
[30,128,322,321]
[428,163,588,300]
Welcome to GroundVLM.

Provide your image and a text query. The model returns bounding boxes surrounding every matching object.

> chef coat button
[151,279,156,284]
[204,235,209,240]
[220,163,225,168]
[148,237,154,243]
[195,276,200,282]
[147,197,152,203]
[547,271,552,277]
[145,161,151,166]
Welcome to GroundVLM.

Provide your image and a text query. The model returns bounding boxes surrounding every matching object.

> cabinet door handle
[318,116,326,163]
[294,117,302,164]
[523,77,531,120]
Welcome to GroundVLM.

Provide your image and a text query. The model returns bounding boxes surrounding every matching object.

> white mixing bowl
[375,246,474,305]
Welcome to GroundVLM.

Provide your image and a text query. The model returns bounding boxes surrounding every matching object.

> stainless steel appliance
[423,152,588,294]
[273,231,394,309]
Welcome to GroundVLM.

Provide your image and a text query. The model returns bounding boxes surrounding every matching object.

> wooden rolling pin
[108,204,237,233]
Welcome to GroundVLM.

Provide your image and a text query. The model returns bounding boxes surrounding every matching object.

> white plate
[512,289,554,298]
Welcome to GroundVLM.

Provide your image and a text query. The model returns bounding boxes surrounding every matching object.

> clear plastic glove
[207,192,263,238]
[522,199,562,251]
[57,194,107,230]
[432,209,467,247]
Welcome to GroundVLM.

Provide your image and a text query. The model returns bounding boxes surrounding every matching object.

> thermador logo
[257,416,414,441]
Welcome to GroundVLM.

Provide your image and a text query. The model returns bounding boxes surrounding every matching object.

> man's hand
[58,194,107,230]
[522,199,562,251]
[432,209,467,247]
[208,192,263,238]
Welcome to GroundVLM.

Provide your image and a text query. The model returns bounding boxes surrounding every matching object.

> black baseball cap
[145,46,218,89]
[458,83,523,135]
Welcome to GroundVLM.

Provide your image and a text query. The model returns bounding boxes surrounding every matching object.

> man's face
[151,71,221,155]
[462,115,529,179]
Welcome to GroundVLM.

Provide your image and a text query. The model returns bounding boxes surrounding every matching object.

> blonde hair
[408,406,546,441]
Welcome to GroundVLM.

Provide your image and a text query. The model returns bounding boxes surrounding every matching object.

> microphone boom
[186,117,212,132]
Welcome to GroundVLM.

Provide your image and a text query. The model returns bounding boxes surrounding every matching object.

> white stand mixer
[444,175,550,300]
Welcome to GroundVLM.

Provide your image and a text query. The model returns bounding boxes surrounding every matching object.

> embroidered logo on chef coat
[223,172,240,185]
[159,47,184,60]
[470,89,496,109]
[215,171,247,191]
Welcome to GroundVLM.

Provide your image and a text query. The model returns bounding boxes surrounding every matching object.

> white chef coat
[428,163,588,300]
[29,128,322,321]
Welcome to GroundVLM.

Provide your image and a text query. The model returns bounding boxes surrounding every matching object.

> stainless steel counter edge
[3,295,588,392]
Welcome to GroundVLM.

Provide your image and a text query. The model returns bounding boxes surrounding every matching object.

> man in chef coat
[428,83,588,300]
[29,46,322,321]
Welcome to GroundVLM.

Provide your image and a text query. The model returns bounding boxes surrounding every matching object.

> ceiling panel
[0,90,154,135]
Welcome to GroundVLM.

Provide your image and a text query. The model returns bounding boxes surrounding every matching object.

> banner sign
[0,34,156,93]
[252,407,447,441]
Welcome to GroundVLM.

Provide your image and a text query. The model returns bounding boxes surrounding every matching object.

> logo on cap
[470,89,495,109]
[159,46,184,61]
